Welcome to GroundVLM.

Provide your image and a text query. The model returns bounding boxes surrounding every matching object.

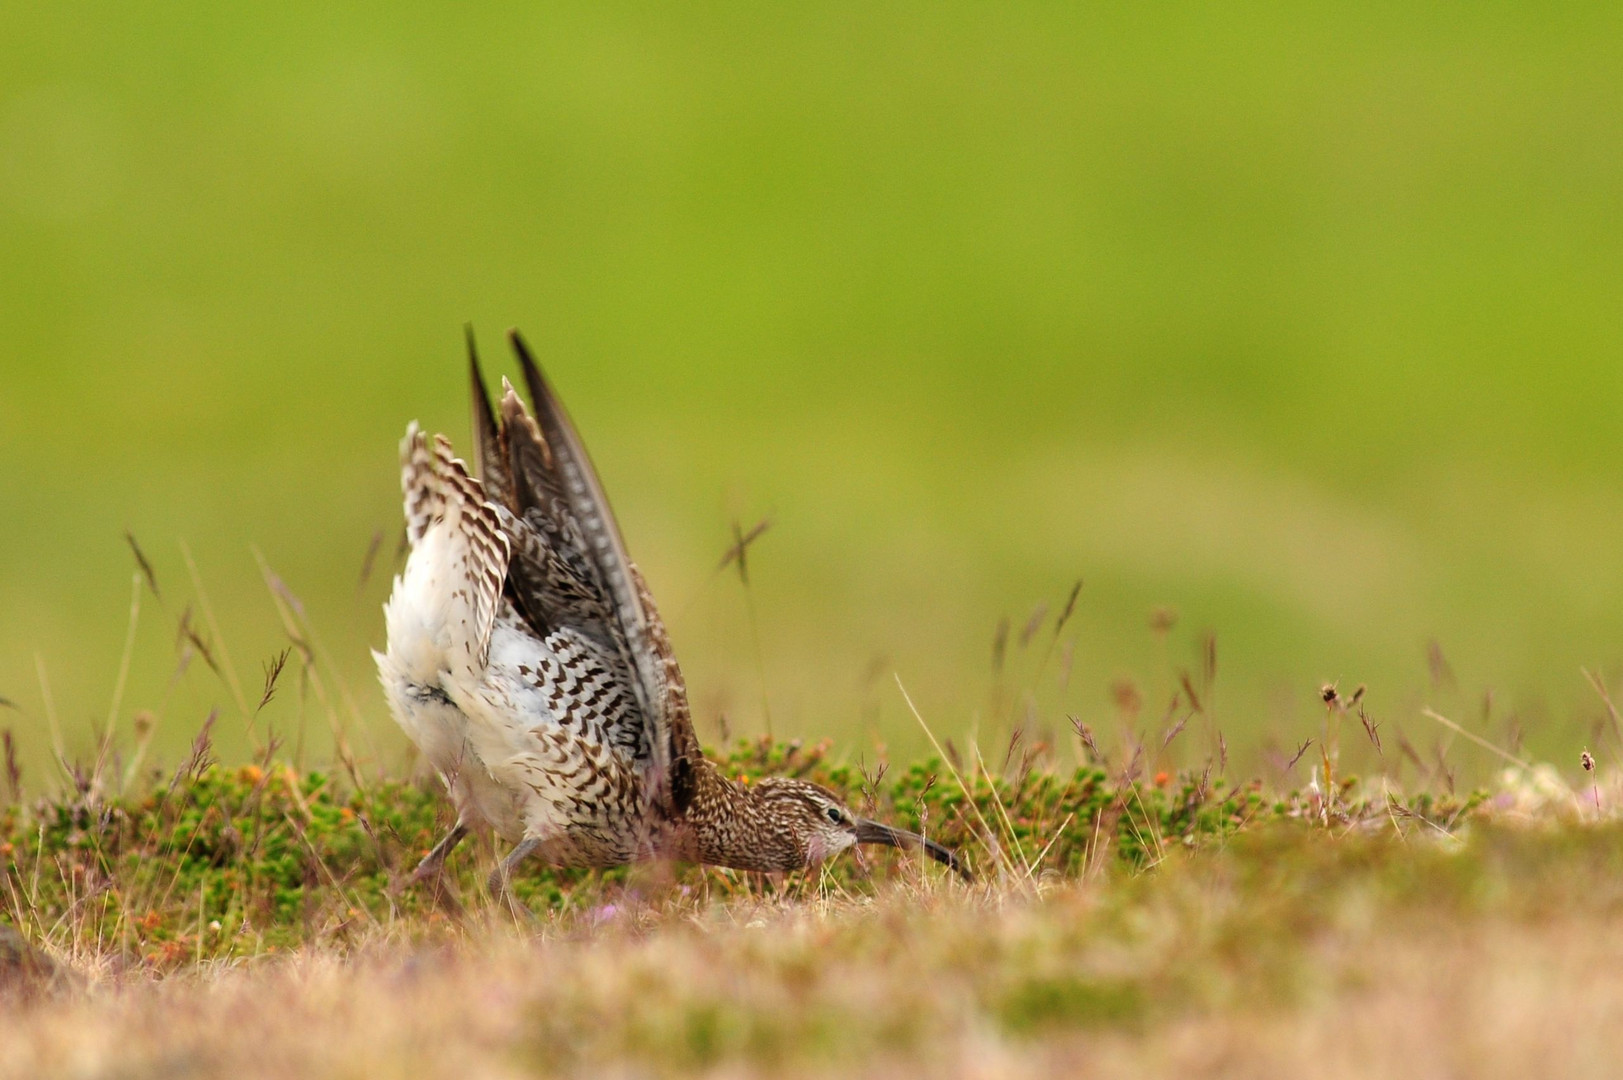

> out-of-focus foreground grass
[7,4,1623,776]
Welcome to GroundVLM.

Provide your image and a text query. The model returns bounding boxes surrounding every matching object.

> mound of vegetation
[2,729,1490,972]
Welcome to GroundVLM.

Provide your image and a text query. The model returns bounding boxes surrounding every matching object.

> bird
[374,328,964,901]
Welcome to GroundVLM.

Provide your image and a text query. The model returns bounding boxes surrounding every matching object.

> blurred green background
[4,3,1623,785]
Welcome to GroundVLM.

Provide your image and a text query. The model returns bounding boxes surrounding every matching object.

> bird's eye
[824,807,843,825]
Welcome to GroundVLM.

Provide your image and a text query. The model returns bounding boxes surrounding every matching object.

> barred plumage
[376,329,965,901]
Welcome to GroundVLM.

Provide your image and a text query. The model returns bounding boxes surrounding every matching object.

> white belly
[375,541,525,839]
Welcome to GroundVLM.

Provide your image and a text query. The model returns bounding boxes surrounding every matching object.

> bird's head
[749,776,968,879]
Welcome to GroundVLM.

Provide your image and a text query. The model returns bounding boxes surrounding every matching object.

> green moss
[0,739,1495,964]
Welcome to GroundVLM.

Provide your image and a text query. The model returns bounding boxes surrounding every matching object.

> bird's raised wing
[463,325,513,503]
[398,423,511,674]
[465,329,698,813]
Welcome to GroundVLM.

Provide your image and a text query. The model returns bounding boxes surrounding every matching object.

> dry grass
[4,819,1623,1079]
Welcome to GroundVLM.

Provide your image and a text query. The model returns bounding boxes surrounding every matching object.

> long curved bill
[854,819,970,881]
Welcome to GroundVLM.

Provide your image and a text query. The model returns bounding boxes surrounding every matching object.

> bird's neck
[676,758,798,872]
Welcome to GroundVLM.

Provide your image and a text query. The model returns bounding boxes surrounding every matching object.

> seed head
[1582,749,1596,773]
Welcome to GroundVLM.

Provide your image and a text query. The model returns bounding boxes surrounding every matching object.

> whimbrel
[375,329,963,899]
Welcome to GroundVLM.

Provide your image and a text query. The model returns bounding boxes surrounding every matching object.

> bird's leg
[392,822,470,916]
[488,837,541,917]
[404,821,469,888]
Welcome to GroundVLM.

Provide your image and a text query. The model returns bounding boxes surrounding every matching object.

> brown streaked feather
[433,434,511,671]
[495,383,608,639]
[400,423,512,669]
[401,422,441,548]
[498,381,555,517]
[465,326,513,506]
[503,329,676,804]
[630,563,700,813]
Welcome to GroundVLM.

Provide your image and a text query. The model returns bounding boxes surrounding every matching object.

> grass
[3,754,1621,1078]
[0,735,1347,968]
[0,550,1616,1077]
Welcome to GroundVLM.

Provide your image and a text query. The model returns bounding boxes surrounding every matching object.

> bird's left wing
[398,423,511,673]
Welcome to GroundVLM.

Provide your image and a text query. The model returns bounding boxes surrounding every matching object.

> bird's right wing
[466,330,695,813]
[464,325,513,504]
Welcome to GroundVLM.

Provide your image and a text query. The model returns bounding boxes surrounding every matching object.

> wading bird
[375,329,964,900]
